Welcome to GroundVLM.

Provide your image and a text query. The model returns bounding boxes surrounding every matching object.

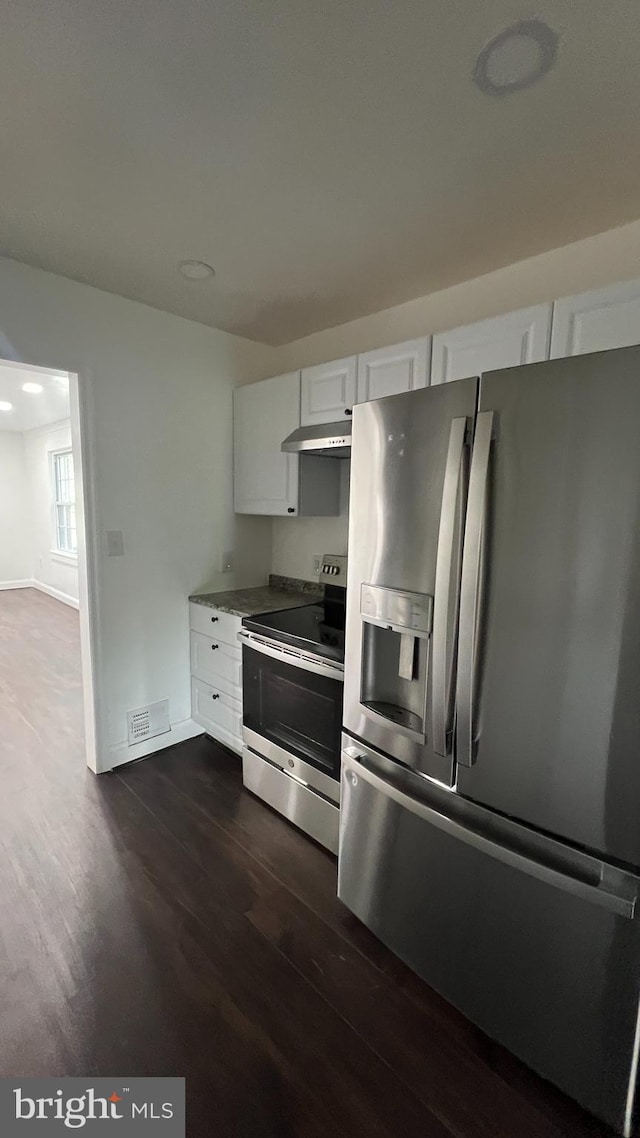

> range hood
[281,420,352,458]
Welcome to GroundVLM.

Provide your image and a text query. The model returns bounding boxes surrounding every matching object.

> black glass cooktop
[242,586,345,664]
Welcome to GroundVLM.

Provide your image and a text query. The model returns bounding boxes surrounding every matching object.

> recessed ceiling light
[178,260,215,281]
[474,20,558,96]
[0,401,13,412]
[22,382,43,394]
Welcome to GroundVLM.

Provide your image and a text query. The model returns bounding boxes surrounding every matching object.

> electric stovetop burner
[242,583,346,664]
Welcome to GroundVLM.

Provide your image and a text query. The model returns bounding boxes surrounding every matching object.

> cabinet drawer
[189,603,242,648]
[190,631,242,697]
[192,676,242,744]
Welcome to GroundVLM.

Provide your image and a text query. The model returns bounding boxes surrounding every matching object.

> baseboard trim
[0,579,33,591]
[31,580,80,610]
[105,717,204,771]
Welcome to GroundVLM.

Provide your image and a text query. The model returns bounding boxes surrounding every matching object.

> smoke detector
[474,20,558,96]
[178,260,215,281]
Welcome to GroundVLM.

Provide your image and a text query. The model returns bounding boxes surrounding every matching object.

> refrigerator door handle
[341,749,638,919]
[432,416,468,756]
[457,410,494,766]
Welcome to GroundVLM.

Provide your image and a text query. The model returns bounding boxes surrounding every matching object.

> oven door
[240,633,343,783]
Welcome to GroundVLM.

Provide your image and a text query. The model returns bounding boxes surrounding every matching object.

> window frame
[50,447,78,560]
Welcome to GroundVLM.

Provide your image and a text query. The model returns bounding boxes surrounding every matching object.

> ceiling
[0,365,70,432]
[0,1,639,345]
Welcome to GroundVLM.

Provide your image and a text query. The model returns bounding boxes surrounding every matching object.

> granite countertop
[189,575,321,618]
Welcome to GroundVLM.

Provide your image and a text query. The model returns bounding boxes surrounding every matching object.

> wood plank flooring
[0,588,616,1136]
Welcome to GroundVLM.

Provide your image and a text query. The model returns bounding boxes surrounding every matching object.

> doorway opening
[0,359,97,774]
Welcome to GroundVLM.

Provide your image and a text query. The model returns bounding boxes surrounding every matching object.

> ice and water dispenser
[359,584,433,740]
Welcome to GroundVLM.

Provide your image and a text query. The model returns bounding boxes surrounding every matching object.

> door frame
[69,366,102,772]
[0,356,102,772]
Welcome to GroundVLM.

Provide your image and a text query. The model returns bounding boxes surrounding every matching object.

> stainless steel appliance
[281,419,351,457]
[340,346,640,1135]
[240,556,346,853]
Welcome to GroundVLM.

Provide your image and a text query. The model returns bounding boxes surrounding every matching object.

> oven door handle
[238,629,344,682]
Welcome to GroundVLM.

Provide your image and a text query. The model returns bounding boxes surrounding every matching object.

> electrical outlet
[221,550,233,573]
[312,554,322,575]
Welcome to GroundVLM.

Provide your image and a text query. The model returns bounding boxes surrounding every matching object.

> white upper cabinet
[300,356,357,425]
[234,372,340,516]
[430,304,552,384]
[234,372,300,515]
[356,337,431,403]
[550,278,640,358]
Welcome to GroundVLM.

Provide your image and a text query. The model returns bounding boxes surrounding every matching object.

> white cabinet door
[301,357,356,425]
[191,676,242,755]
[550,279,640,358]
[356,337,431,403]
[189,603,242,650]
[234,372,300,515]
[431,305,552,384]
[190,631,242,699]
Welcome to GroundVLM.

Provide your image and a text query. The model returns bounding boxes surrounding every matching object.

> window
[52,449,77,556]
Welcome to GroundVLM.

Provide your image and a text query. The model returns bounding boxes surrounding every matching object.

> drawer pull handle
[211,643,219,650]
[211,615,219,623]
[344,408,352,416]
[211,693,220,700]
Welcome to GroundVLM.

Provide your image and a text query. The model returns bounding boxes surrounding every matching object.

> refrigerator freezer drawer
[338,746,640,1134]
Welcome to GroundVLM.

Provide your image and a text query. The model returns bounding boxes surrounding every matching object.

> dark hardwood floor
[0,588,615,1136]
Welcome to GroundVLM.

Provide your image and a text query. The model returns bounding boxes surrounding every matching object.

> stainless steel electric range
[238,557,346,853]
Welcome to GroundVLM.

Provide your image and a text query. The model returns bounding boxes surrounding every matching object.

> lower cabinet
[191,676,242,753]
[190,631,242,694]
[190,602,242,754]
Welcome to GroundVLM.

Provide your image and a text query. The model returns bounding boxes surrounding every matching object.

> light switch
[106,530,124,557]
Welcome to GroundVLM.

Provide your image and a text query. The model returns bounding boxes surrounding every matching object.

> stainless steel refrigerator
[340,345,640,1135]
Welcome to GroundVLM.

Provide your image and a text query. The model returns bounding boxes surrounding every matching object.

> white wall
[271,218,640,370]
[23,418,79,603]
[0,255,279,768]
[267,218,640,580]
[271,461,350,582]
[0,431,31,583]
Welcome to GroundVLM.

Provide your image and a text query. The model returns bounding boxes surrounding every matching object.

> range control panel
[319,554,347,581]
